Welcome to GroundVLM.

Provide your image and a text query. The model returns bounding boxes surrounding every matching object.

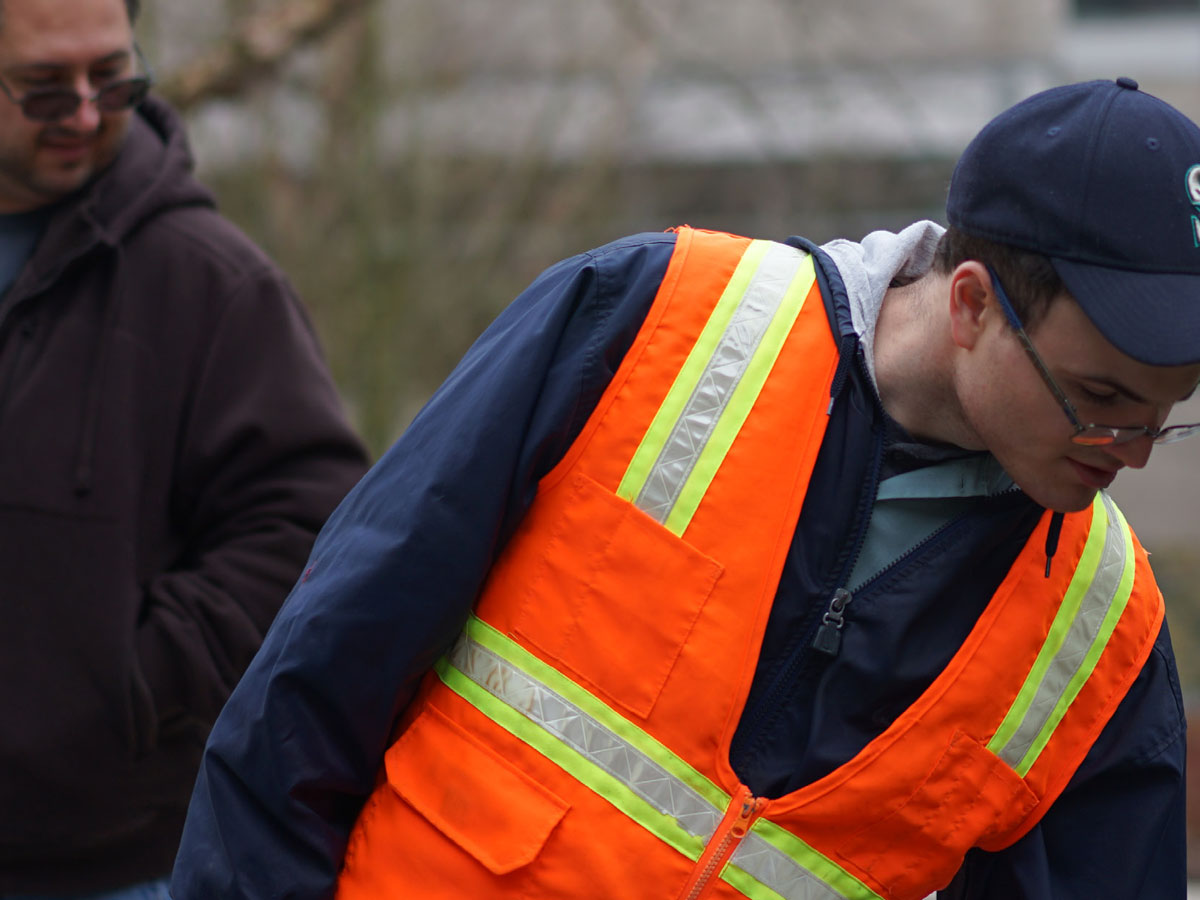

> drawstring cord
[1044,511,1064,578]
[74,243,123,496]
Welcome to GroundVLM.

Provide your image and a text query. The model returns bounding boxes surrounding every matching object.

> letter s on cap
[1187,165,1200,206]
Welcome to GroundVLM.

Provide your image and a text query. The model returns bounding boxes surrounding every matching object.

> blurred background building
[136,0,1200,874]
[138,0,1200,447]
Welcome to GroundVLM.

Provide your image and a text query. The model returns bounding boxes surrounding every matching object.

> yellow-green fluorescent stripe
[730,817,882,900]
[619,242,811,530]
[988,496,1107,754]
[464,617,726,805]
[617,240,770,503]
[434,659,705,858]
[1012,495,1135,776]
[439,618,870,900]
[663,256,815,535]
[988,492,1136,776]
[436,618,725,857]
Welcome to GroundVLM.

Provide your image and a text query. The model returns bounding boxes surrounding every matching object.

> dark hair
[0,0,139,27]
[932,226,1066,330]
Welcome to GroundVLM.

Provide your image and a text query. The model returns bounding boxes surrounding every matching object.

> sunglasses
[0,44,153,123]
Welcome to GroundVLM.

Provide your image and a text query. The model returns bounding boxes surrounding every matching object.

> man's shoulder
[107,203,304,342]
[584,230,680,261]
[127,202,282,286]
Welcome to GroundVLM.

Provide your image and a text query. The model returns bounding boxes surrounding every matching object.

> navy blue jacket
[171,231,1186,899]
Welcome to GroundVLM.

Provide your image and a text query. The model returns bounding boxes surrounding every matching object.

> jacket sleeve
[940,624,1188,899]
[134,268,370,736]
[169,234,677,900]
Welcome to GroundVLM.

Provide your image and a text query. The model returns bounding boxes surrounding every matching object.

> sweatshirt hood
[82,94,216,245]
[19,95,215,286]
[7,95,216,496]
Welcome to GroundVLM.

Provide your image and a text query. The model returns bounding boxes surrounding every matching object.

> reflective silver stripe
[731,833,851,900]
[448,632,852,900]
[994,492,1128,768]
[449,635,723,840]
[634,242,808,524]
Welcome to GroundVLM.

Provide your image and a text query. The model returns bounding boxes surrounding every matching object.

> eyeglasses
[987,267,1200,446]
[0,44,153,123]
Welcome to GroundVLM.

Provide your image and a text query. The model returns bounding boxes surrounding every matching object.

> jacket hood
[19,95,215,287]
[82,94,216,245]
[6,96,217,496]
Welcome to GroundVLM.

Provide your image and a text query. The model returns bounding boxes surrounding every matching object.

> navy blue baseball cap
[947,77,1200,366]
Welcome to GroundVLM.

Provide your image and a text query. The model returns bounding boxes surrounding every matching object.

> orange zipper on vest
[677,788,768,900]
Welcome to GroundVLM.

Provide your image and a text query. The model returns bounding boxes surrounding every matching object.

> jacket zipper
[678,789,767,900]
[0,316,35,427]
[810,483,1023,659]
[810,587,853,655]
[731,419,888,755]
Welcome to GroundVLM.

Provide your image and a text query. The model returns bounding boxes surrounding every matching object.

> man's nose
[59,76,102,131]
[1106,434,1155,470]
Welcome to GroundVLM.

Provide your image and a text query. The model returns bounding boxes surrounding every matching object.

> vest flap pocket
[835,730,1038,899]
[384,706,569,874]
[509,471,724,718]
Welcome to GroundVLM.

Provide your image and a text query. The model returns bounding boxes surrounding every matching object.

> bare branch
[157,0,374,112]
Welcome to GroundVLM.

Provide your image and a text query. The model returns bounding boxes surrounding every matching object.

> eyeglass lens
[21,77,150,122]
[1154,424,1200,444]
[1072,423,1200,447]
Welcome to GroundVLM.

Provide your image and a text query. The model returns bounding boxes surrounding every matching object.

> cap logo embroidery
[1188,165,1200,247]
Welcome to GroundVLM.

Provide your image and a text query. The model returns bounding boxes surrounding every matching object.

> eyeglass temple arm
[984,266,1085,430]
[133,43,155,83]
[1012,329,1086,429]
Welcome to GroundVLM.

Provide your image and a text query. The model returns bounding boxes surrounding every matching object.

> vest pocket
[506,471,724,719]
[384,705,569,874]
[834,730,1038,899]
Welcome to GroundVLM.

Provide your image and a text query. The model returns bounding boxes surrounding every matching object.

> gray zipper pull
[811,588,852,656]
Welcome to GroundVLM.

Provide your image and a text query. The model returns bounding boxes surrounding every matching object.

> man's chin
[1031,485,1098,514]
[27,166,98,205]
[1008,470,1100,513]
[32,136,123,203]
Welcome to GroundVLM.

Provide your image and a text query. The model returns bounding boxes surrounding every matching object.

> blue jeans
[2,877,171,900]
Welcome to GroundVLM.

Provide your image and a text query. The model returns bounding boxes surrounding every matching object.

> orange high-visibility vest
[336,228,1163,900]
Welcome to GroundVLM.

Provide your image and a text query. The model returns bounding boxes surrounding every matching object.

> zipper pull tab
[679,791,766,900]
[811,588,852,656]
[730,795,758,838]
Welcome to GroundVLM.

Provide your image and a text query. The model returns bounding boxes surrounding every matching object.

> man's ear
[948,261,992,350]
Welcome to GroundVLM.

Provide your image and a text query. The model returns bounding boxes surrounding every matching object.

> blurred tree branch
[157,0,374,112]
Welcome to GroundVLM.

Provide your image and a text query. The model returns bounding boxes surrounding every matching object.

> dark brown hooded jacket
[0,96,368,892]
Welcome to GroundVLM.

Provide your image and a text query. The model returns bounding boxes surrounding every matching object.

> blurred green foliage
[207,151,953,458]
[207,156,633,457]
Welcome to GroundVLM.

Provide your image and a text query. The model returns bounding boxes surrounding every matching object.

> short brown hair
[933,226,1066,330]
